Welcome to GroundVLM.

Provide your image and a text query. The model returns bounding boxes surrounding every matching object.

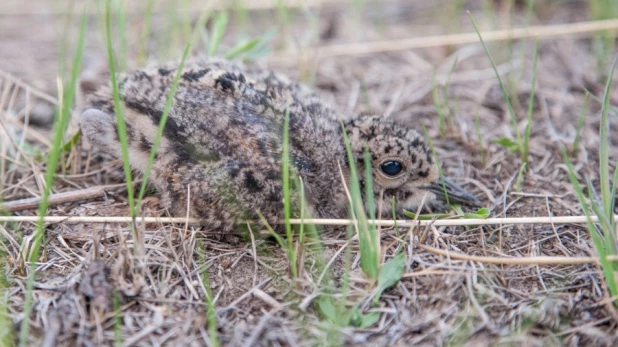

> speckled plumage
[81,58,479,230]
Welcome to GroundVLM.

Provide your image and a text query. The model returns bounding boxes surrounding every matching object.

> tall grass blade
[112,0,127,72]
[138,0,156,64]
[522,37,539,164]
[561,55,618,304]
[105,0,136,222]
[197,241,220,347]
[468,12,522,148]
[563,152,618,301]
[340,123,379,280]
[0,295,11,346]
[611,163,618,228]
[363,148,377,225]
[572,92,589,155]
[282,107,298,279]
[136,12,208,210]
[599,55,617,221]
[18,13,87,347]
[208,12,228,56]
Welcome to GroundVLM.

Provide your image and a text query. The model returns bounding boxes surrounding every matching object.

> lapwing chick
[81,58,480,230]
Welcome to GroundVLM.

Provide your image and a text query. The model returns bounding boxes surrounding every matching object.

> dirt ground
[1,0,618,346]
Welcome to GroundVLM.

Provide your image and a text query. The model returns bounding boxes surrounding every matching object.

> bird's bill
[422,177,481,207]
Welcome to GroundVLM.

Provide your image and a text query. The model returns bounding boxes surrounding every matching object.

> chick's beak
[422,177,481,207]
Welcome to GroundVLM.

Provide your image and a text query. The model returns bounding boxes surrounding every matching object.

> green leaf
[60,129,81,153]
[359,312,381,328]
[348,307,381,328]
[316,297,338,323]
[492,137,520,152]
[464,207,490,219]
[451,204,464,216]
[373,253,406,305]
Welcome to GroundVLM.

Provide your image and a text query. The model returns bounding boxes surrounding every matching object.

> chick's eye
[380,161,403,177]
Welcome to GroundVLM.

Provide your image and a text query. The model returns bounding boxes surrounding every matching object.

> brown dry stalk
[0,70,58,105]
[0,215,616,226]
[271,18,618,60]
[0,186,106,212]
[418,244,618,265]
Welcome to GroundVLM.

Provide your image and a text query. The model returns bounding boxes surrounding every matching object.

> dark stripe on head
[139,134,152,153]
[126,100,186,141]
[158,68,172,76]
[182,69,210,82]
[244,171,262,192]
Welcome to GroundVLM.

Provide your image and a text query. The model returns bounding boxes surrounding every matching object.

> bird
[80,57,480,231]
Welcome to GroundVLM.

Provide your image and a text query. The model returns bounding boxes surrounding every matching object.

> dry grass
[1,0,618,346]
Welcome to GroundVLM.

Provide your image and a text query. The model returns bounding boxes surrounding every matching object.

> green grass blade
[599,55,617,221]
[586,180,615,242]
[611,162,618,224]
[340,123,379,280]
[233,0,249,36]
[276,0,291,46]
[208,11,228,56]
[60,129,81,153]
[197,241,220,347]
[18,12,87,347]
[257,211,286,249]
[105,0,136,222]
[363,148,377,224]
[0,292,12,346]
[562,150,618,302]
[572,92,589,155]
[179,0,192,44]
[112,0,127,72]
[522,37,539,164]
[136,12,208,210]
[243,28,277,62]
[282,107,298,279]
[468,12,522,147]
[138,0,156,65]
[298,177,306,245]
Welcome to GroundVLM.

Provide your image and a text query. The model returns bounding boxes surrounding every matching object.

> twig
[271,18,618,60]
[419,244,618,264]
[0,215,616,226]
[0,70,58,105]
[252,288,282,310]
[1,186,107,212]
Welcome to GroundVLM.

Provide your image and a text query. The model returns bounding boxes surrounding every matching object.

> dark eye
[380,161,403,177]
